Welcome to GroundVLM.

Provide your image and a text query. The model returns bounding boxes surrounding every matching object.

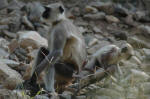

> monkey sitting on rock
[84,43,134,72]
[24,3,87,95]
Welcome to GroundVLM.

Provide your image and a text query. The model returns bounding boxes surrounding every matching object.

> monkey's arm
[34,31,67,76]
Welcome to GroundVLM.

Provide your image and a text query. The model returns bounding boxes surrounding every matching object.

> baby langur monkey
[29,3,86,94]
[84,43,134,72]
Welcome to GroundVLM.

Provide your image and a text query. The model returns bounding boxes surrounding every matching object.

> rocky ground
[0,0,150,99]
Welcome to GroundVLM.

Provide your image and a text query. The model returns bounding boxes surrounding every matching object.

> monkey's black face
[42,6,51,19]
[42,3,65,22]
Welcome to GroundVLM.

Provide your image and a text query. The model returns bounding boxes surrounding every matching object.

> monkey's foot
[48,92,58,97]
[41,90,58,97]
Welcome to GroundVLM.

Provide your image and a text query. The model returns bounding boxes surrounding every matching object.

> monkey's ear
[59,6,64,13]
[121,47,128,53]
[42,6,51,19]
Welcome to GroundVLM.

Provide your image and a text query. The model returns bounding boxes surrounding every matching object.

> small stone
[111,31,127,40]
[93,26,102,33]
[0,38,9,50]
[143,48,150,56]
[0,25,9,30]
[34,95,49,99]
[105,15,120,23]
[137,25,150,38]
[90,2,115,14]
[75,96,86,99]
[0,0,8,10]
[0,48,9,58]
[8,39,19,53]
[0,59,19,68]
[0,89,30,99]
[88,38,98,47]
[85,5,98,14]
[84,12,105,20]
[3,30,17,39]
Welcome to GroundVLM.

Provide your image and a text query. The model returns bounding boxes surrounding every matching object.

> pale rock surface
[18,31,48,49]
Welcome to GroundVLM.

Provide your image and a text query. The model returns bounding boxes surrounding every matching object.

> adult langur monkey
[28,3,87,95]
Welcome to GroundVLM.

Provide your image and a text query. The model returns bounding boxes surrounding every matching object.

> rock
[124,15,138,27]
[111,31,127,40]
[143,48,150,57]
[22,2,45,23]
[84,12,105,20]
[0,59,19,68]
[95,96,111,99]
[105,15,120,23]
[140,82,150,94]
[18,31,48,49]
[96,88,122,99]
[130,69,150,81]
[0,48,9,58]
[8,39,19,53]
[90,2,115,14]
[75,96,86,99]
[137,25,150,38]
[0,0,8,10]
[0,89,30,99]
[88,38,98,47]
[0,63,23,90]
[7,0,24,11]
[21,15,34,30]
[114,4,129,17]
[70,7,80,16]
[129,56,142,66]
[34,95,49,99]
[128,36,150,49]
[134,11,146,21]
[93,26,102,34]
[126,87,139,99]
[0,25,9,30]
[8,12,22,32]
[85,5,98,14]
[37,25,50,38]
[0,38,9,50]
[3,30,17,39]
[0,17,12,25]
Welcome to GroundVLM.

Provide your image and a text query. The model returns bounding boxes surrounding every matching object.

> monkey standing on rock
[27,3,86,95]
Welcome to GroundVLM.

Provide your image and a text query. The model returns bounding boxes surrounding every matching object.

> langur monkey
[29,3,86,94]
[84,43,134,71]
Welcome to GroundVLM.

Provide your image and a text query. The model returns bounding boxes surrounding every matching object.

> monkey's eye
[42,6,51,19]
[59,6,64,13]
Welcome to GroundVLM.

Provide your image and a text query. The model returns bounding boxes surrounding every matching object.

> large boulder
[0,63,23,90]
[18,31,48,49]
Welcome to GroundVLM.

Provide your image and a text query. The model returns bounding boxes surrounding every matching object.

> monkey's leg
[30,47,49,83]
[44,65,55,92]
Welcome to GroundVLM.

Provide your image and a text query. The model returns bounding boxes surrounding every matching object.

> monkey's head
[42,3,66,24]
[120,43,134,60]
